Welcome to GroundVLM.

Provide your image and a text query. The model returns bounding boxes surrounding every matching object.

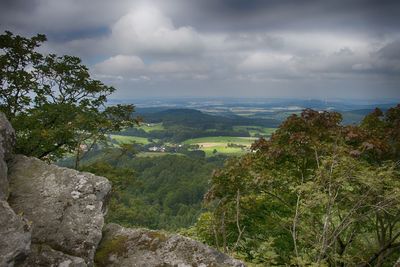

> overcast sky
[1,0,399,100]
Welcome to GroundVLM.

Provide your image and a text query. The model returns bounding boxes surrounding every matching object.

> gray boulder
[95,223,246,267]
[8,155,111,266]
[17,244,87,267]
[0,200,31,267]
[0,112,15,200]
[0,112,15,161]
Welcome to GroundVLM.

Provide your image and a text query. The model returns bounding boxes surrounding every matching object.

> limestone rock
[0,155,8,200]
[0,112,15,161]
[0,112,15,200]
[95,223,246,267]
[17,244,87,267]
[0,200,31,267]
[8,155,111,266]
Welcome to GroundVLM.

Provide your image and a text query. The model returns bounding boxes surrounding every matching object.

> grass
[183,136,257,156]
[201,145,248,156]
[183,136,257,145]
[136,152,184,157]
[109,134,150,145]
[139,123,164,132]
[233,126,277,137]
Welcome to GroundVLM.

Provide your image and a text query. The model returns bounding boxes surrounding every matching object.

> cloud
[377,39,400,60]
[94,55,145,77]
[176,0,400,34]
[44,4,205,60]
[1,0,399,99]
[109,4,203,56]
[0,0,132,35]
[238,52,293,72]
[94,54,209,81]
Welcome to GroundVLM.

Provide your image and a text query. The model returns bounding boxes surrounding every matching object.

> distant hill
[340,108,388,125]
[138,108,281,129]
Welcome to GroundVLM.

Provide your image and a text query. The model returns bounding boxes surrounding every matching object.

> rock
[0,112,15,161]
[0,155,8,200]
[17,244,87,267]
[95,223,246,267]
[395,256,400,267]
[8,155,111,266]
[0,200,31,267]
[0,112,15,200]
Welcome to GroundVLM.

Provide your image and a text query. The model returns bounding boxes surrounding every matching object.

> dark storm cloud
[0,0,131,38]
[48,27,110,43]
[378,40,400,60]
[172,0,400,33]
[0,0,38,11]
[1,0,399,40]
[0,0,39,31]
[0,0,399,100]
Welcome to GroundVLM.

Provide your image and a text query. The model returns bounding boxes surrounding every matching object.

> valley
[58,98,398,233]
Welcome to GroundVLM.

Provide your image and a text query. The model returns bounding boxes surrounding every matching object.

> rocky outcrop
[8,155,111,266]
[17,244,87,267]
[0,200,31,267]
[95,223,245,267]
[0,112,244,267]
[0,112,15,200]
[0,114,30,267]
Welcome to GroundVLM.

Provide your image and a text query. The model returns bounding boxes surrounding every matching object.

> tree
[0,31,46,118]
[195,107,400,266]
[0,31,136,163]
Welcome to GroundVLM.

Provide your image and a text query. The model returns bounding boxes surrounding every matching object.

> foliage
[0,31,135,163]
[80,153,226,231]
[193,107,400,266]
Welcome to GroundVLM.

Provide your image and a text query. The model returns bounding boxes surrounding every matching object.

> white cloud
[94,55,145,76]
[94,54,209,81]
[238,52,293,72]
[149,61,190,73]
[110,4,204,55]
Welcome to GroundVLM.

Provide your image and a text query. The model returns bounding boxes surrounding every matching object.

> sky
[1,0,399,100]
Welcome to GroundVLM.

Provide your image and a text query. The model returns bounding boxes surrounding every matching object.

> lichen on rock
[95,223,245,267]
[0,112,15,200]
[0,200,31,266]
[17,244,87,267]
[8,155,112,266]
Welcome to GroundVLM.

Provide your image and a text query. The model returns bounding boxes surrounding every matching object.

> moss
[94,235,129,267]
[144,231,169,252]
[146,231,168,242]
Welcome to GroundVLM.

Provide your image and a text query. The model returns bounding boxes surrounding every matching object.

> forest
[1,31,400,266]
[81,106,400,266]
[189,107,400,266]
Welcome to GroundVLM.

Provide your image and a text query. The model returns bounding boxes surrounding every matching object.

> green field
[136,152,184,157]
[139,123,164,132]
[184,136,257,145]
[233,126,276,137]
[109,134,150,145]
[183,136,257,156]
[201,145,247,156]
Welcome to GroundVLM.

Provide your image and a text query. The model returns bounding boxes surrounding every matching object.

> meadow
[183,136,258,156]
[109,134,151,145]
